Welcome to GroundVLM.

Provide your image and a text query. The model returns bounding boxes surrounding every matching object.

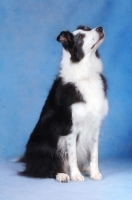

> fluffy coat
[19,25,108,182]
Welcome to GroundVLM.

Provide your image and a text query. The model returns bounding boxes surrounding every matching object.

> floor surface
[0,159,132,200]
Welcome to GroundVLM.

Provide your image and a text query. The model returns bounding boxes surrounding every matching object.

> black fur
[100,74,108,96]
[56,31,74,52]
[77,25,91,31]
[19,77,84,178]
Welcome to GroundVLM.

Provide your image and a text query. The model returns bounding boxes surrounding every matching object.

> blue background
[0,0,132,160]
[0,1,132,200]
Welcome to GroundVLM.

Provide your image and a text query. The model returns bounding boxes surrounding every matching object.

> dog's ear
[56,31,74,45]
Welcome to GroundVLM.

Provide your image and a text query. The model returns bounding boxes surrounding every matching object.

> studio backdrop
[0,0,132,160]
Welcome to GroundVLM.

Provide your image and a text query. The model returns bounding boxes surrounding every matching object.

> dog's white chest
[73,76,108,120]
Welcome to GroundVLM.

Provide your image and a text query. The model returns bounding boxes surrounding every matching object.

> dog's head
[57,26,104,62]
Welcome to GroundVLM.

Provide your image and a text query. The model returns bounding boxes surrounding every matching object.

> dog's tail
[18,153,63,179]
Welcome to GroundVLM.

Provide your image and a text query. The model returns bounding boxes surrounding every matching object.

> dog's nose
[96,27,103,33]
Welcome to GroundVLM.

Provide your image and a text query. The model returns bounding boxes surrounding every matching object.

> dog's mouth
[99,33,105,40]
[91,33,104,49]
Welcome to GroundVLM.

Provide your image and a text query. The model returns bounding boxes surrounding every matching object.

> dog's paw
[71,171,84,182]
[56,173,70,182]
[90,171,102,181]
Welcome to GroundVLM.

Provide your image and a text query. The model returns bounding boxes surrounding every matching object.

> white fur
[56,173,70,182]
[57,28,108,182]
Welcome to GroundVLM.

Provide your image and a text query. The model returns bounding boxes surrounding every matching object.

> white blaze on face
[73,28,104,55]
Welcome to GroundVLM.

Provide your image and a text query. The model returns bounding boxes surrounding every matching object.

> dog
[19,25,108,182]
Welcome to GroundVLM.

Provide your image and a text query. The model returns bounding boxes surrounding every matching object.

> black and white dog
[20,26,108,182]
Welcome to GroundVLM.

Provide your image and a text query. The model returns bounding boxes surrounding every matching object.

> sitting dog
[19,25,108,182]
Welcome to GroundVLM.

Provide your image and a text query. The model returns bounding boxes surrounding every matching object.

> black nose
[96,27,103,33]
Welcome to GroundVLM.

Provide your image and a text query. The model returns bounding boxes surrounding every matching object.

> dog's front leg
[89,134,102,181]
[66,134,84,181]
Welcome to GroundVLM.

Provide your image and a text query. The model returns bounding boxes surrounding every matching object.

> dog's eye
[78,34,85,39]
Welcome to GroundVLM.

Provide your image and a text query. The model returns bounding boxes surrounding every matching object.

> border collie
[19,26,108,182]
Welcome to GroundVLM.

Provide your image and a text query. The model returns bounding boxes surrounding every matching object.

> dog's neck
[59,49,103,83]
